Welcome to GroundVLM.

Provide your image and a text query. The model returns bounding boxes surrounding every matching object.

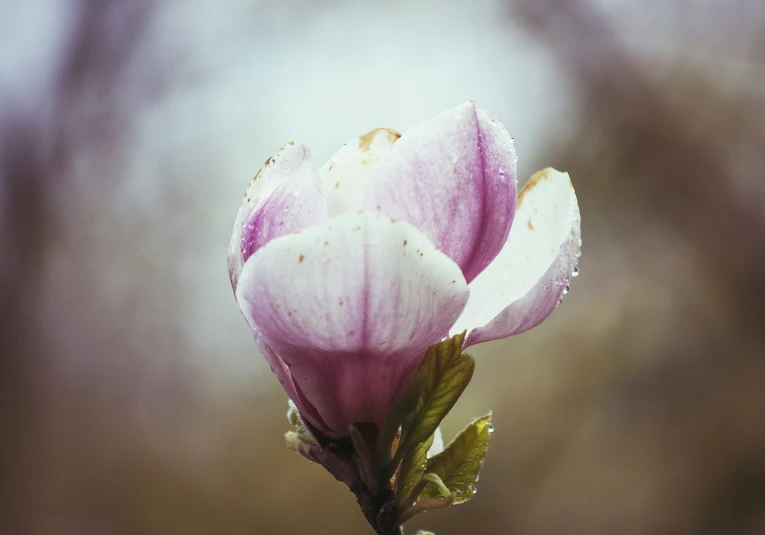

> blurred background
[2,0,765,533]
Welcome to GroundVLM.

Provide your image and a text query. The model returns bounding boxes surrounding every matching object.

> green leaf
[375,373,424,470]
[393,332,474,469]
[396,494,455,526]
[420,413,492,504]
[395,433,434,508]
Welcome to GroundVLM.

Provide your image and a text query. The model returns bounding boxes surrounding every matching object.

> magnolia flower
[229,102,580,439]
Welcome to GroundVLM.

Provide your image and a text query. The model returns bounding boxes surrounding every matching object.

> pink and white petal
[364,102,517,283]
[451,168,581,348]
[236,212,469,435]
[255,338,336,437]
[319,128,400,217]
[228,142,326,291]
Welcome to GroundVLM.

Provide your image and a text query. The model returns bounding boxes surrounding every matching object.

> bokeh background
[3,0,765,533]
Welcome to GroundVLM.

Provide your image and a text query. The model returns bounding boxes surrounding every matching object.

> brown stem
[307,441,402,534]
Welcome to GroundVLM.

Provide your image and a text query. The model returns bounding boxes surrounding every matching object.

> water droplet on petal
[488,425,494,434]
[563,285,570,295]
[572,266,580,277]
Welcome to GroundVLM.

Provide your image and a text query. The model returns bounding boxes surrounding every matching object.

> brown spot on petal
[328,163,334,171]
[527,219,534,230]
[335,181,340,190]
[288,311,292,316]
[518,167,569,206]
[358,128,401,151]
[288,141,295,145]
[299,254,305,263]
[324,241,329,246]
[339,298,344,306]
[349,330,355,335]
[403,240,407,246]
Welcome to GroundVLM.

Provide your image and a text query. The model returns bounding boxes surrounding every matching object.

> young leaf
[395,433,434,508]
[286,400,316,444]
[420,413,492,504]
[375,374,424,470]
[285,431,316,462]
[396,494,455,526]
[394,332,474,468]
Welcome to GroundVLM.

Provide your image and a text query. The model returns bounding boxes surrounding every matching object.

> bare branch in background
[510,0,765,329]
[507,1,765,532]
[0,2,152,531]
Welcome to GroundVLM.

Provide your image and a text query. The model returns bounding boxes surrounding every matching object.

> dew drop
[488,425,494,434]
[563,285,570,295]
[572,266,580,277]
